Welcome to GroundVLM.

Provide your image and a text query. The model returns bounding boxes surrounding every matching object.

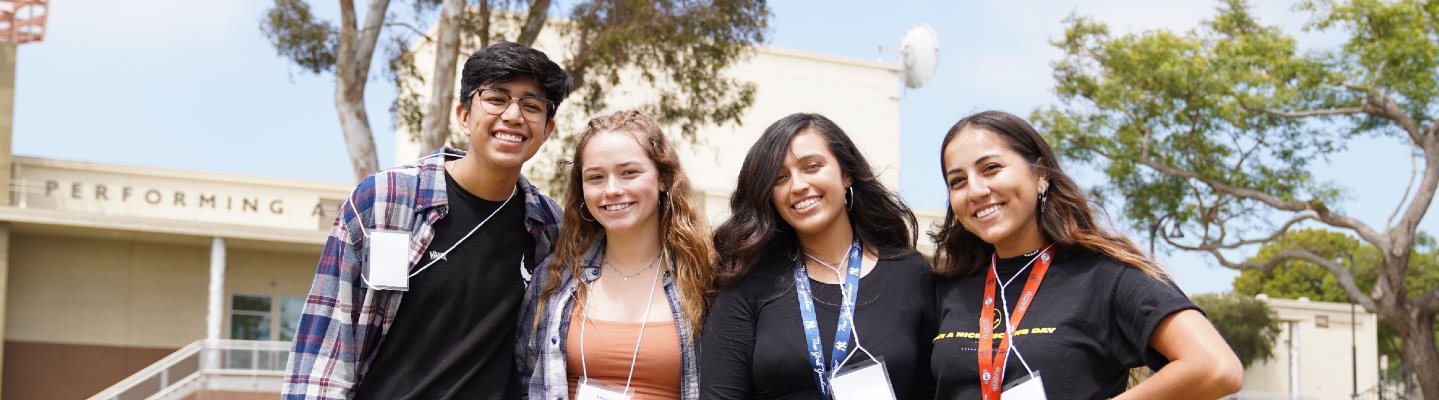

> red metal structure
[0,0,46,44]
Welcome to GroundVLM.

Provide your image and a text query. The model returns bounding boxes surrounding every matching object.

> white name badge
[363,230,411,291]
[1001,370,1047,400]
[575,378,634,400]
[831,356,897,400]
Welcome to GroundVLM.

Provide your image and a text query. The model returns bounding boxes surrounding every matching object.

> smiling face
[580,131,664,239]
[772,129,852,240]
[456,78,556,174]
[942,128,1048,257]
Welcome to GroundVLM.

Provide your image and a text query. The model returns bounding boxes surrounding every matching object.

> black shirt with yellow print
[931,248,1198,400]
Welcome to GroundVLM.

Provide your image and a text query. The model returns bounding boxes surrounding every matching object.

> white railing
[1225,392,1320,400]
[87,339,290,400]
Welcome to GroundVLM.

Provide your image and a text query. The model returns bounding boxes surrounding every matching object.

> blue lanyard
[793,239,863,399]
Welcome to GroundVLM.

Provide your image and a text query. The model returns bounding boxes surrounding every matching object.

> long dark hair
[712,113,918,292]
[930,110,1163,279]
[538,110,715,334]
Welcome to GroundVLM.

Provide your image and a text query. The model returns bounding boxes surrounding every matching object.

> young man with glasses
[284,42,572,400]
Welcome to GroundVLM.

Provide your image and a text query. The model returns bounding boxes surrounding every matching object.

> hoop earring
[579,202,596,222]
[845,186,854,211]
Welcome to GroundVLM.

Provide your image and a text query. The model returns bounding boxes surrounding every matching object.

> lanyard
[579,249,665,391]
[794,239,863,399]
[978,244,1053,400]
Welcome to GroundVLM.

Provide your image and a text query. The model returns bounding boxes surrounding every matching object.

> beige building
[1229,296,1382,400]
[1,156,352,399]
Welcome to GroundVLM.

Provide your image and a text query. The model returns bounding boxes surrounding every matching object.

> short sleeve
[700,285,760,399]
[1108,265,1201,371]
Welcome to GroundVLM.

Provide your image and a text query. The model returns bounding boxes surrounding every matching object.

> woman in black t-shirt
[701,113,937,399]
[929,111,1242,400]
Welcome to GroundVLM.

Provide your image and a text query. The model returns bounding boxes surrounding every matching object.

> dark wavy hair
[712,113,918,292]
[458,42,573,120]
[930,110,1164,279]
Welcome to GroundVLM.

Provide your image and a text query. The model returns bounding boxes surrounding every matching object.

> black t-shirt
[931,248,1198,400]
[701,252,938,400]
[353,171,535,400]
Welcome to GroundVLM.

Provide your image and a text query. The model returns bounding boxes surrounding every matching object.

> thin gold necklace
[606,252,662,281]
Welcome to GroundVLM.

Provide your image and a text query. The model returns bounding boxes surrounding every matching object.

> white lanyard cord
[407,185,516,278]
[354,183,517,289]
[803,252,879,379]
[991,243,1053,377]
[580,249,665,390]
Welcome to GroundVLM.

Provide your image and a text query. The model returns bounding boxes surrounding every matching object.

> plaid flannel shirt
[282,147,563,400]
[516,235,701,400]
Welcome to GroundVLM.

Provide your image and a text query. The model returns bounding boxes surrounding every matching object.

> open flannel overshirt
[517,235,701,400]
[282,147,563,400]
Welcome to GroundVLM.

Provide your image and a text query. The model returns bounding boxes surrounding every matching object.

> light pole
[1147,212,1180,255]
[1337,248,1358,400]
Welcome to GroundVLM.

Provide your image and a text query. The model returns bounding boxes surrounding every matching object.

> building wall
[3,233,319,400]
[1239,297,1381,399]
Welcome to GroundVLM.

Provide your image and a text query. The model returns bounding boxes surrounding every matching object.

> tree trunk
[333,0,389,181]
[515,0,551,47]
[336,91,380,181]
[1396,311,1439,400]
[418,0,464,156]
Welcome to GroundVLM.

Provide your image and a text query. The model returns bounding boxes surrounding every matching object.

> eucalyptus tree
[261,0,768,181]
[1033,0,1439,396]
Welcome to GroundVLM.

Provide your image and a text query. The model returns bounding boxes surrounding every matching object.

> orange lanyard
[977,245,1053,400]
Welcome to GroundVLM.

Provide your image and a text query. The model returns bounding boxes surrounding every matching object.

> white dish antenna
[898,23,939,89]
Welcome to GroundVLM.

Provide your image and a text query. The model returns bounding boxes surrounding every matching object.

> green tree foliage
[1234,228,1439,374]
[261,0,769,181]
[1192,293,1283,368]
[1033,0,1439,396]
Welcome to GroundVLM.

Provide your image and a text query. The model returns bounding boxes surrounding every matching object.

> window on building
[228,293,306,371]
[229,294,307,341]
[279,296,305,342]
[231,294,273,340]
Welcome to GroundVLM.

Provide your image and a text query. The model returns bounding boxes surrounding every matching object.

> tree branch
[1172,214,1317,251]
[1065,136,1392,250]
[383,22,432,42]
[348,0,390,88]
[418,0,463,155]
[1239,103,1364,118]
[1178,242,1379,312]
[515,0,551,47]
[1340,80,1422,140]
[1385,138,1419,233]
[1419,286,1439,317]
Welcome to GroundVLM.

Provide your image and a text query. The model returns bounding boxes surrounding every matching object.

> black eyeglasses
[469,88,554,122]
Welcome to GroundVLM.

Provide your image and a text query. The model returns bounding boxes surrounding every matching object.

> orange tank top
[565,303,683,399]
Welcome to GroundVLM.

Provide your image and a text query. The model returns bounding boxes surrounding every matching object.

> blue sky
[12,0,1426,294]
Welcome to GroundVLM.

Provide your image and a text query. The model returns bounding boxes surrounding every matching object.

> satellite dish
[898,23,939,89]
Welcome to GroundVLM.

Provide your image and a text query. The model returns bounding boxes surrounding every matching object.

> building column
[0,223,11,398]
[1289,321,1300,399]
[204,237,225,369]
[0,42,15,203]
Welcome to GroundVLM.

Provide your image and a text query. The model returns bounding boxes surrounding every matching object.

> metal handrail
[85,339,291,400]
[144,372,201,400]
[87,340,203,400]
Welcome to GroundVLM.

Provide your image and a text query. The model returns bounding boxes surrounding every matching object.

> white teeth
[495,133,524,143]
[604,203,631,211]
[976,204,1002,218]
[792,197,821,209]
